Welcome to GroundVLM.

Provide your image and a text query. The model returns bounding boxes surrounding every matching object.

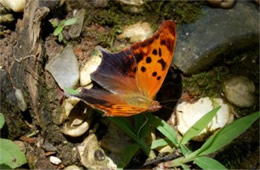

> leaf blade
[0,139,27,168]
[194,156,227,170]
[151,138,169,149]
[53,26,63,36]
[64,18,78,26]
[0,113,5,129]
[117,143,140,169]
[150,115,178,146]
[197,111,260,156]
[180,106,221,145]
[109,117,150,155]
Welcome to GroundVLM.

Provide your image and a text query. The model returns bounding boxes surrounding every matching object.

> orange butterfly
[74,20,177,116]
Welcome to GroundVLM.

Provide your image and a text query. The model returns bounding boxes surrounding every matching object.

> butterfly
[73,20,177,116]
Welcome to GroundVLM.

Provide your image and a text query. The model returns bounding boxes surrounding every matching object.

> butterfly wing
[91,48,139,95]
[131,20,177,98]
[75,20,176,116]
[74,88,146,116]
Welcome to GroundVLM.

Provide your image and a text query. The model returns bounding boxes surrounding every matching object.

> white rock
[117,0,144,6]
[62,120,89,137]
[46,45,79,90]
[77,134,117,170]
[50,156,62,165]
[63,97,80,118]
[15,88,27,112]
[118,22,153,43]
[173,97,234,141]
[80,50,102,86]
[223,76,255,108]
[56,96,80,125]
[64,165,82,170]
[0,0,25,12]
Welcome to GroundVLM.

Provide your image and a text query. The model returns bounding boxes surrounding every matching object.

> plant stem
[166,150,200,167]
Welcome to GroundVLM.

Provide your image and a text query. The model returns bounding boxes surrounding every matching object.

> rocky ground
[0,0,259,169]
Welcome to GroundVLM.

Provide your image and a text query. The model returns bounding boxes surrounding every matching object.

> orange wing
[131,20,177,98]
[74,88,146,116]
[73,21,176,117]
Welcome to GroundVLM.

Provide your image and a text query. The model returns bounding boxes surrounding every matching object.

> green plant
[110,107,259,169]
[0,113,27,169]
[50,18,78,42]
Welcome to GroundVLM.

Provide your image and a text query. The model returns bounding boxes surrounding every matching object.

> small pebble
[15,88,27,111]
[64,165,82,170]
[223,76,255,108]
[118,22,153,43]
[50,156,62,165]
[80,49,102,86]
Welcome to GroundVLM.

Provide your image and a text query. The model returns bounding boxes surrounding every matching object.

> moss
[84,1,205,48]
[183,66,230,98]
[144,1,205,25]
[183,44,259,115]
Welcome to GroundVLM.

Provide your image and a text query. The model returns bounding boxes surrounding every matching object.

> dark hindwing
[73,88,146,116]
[90,48,139,94]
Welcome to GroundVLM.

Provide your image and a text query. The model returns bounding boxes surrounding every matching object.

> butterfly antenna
[137,114,148,138]
[160,105,174,112]
[159,98,179,104]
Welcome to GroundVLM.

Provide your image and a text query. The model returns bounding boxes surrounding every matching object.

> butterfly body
[74,20,176,116]
[122,93,161,112]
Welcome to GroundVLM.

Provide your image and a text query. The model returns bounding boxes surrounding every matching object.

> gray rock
[69,9,85,39]
[223,76,255,108]
[46,45,79,89]
[0,69,18,107]
[41,140,57,152]
[173,2,259,74]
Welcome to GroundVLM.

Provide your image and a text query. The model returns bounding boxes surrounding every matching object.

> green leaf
[0,139,27,168]
[60,20,66,26]
[194,156,227,170]
[134,113,151,138]
[0,164,12,169]
[180,106,221,145]
[0,113,5,129]
[64,18,78,26]
[181,164,190,170]
[197,111,260,156]
[64,88,79,95]
[109,117,150,155]
[53,26,63,36]
[150,115,178,146]
[58,33,63,42]
[179,144,192,155]
[118,143,140,169]
[151,138,169,149]
[50,20,58,28]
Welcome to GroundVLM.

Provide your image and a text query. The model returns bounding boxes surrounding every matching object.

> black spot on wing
[160,39,166,45]
[146,57,152,63]
[141,66,146,72]
[152,49,157,55]
[159,48,162,57]
[152,71,157,77]
[157,58,166,71]
[157,76,161,80]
